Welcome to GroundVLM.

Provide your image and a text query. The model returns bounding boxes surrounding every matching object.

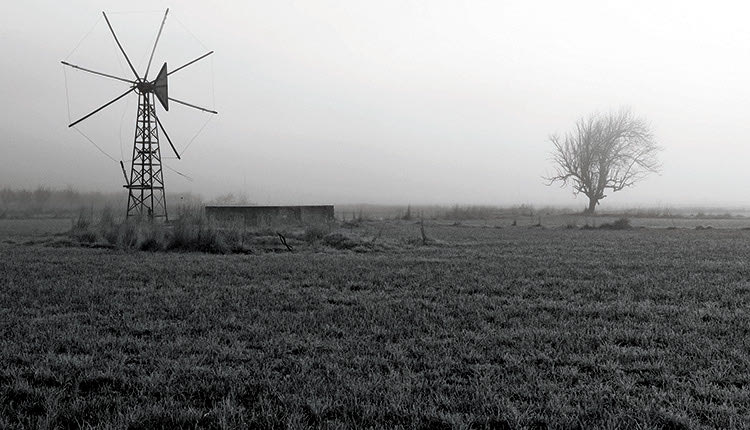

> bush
[72,209,92,230]
[136,224,165,251]
[599,217,632,230]
[303,224,332,243]
[445,205,501,220]
[323,233,361,250]
[117,220,139,248]
[99,206,116,226]
[402,205,413,221]
[73,229,98,244]
[98,207,119,244]
[69,208,98,243]
[166,210,230,253]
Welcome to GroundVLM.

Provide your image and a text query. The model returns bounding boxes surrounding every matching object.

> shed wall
[205,205,334,226]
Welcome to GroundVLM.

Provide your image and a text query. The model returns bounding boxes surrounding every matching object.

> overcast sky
[2,0,750,208]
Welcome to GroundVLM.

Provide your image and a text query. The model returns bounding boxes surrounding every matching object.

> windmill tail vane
[62,8,217,221]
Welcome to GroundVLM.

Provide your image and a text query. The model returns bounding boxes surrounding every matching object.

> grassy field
[0,218,72,239]
[1,219,750,428]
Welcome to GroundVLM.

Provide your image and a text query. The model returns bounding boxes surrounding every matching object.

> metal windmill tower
[62,9,217,221]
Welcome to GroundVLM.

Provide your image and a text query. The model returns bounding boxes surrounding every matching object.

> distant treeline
[335,204,750,221]
[0,187,203,219]
[2,186,747,220]
[0,190,557,221]
[335,203,568,221]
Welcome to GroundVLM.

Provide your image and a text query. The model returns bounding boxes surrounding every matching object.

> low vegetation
[66,206,381,254]
[597,217,632,230]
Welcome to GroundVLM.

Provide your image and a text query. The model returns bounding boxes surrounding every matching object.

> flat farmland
[0,218,71,240]
[1,220,750,429]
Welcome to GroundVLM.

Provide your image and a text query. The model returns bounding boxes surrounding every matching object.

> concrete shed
[205,205,334,226]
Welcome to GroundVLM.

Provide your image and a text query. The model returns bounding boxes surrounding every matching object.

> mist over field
[2,1,750,208]
[6,3,750,428]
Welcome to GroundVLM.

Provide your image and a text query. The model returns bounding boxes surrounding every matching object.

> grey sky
[2,0,750,207]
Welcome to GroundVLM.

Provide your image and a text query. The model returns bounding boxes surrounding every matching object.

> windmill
[62,9,217,221]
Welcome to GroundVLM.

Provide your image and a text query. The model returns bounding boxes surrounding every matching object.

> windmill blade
[60,61,135,84]
[119,160,129,183]
[168,51,214,76]
[152,111,180,159]
[102,11,140,79]
[69,87,135,128]
[169,97,217,114]
[145,8,169,79]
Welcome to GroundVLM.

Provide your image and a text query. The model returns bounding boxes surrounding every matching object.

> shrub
[323,233,360,250]
[342,219,361,228]
[72,209,92,230]
[445,205,500,220]
[402,205,413,221]
[98,206,119,244]
[69,208,98,243]
[599,217,632,230]
[166,212,229,254]
[117,220,139,248]
[99,206,116,226]
[137,224,164,251]
[303,224,332,243]
[73,229,98,244]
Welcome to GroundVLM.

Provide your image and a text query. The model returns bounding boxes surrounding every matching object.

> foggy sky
[2,0,750,208]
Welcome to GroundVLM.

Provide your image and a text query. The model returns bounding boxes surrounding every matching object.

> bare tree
[545,108,661,214]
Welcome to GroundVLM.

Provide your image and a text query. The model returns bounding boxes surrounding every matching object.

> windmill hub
[133,63,169,111]
[133,79,159,96]
[134,80,153,93]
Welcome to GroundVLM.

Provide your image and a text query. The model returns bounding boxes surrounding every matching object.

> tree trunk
[584,197,597,214]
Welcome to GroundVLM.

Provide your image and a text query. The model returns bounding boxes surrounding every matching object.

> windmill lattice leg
[125,91,168,221]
